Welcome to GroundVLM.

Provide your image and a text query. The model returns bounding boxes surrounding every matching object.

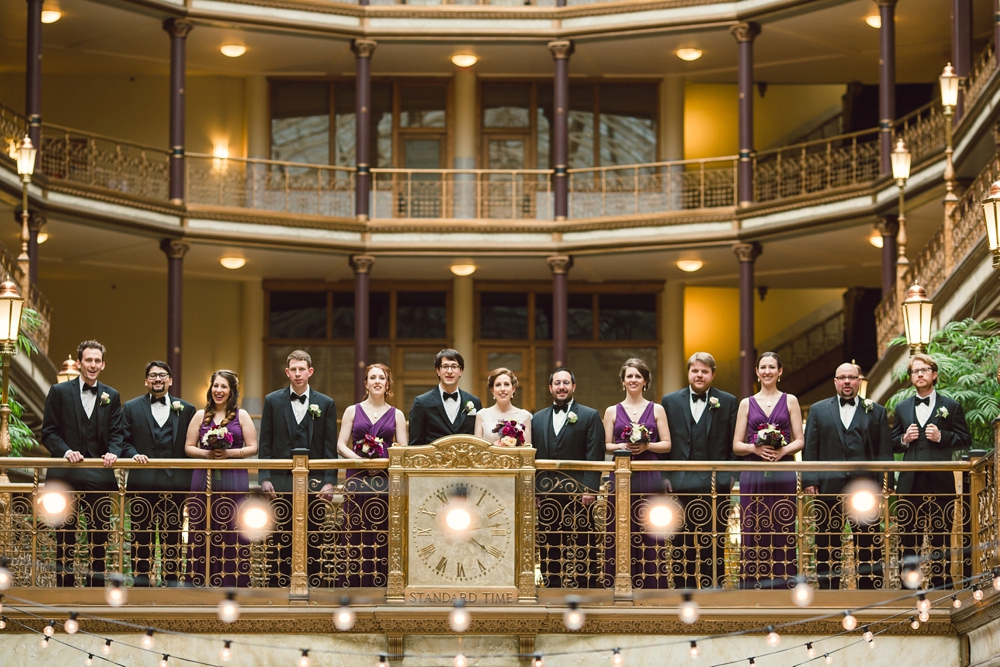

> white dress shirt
[838,397,858,430]
[440,386,461,424]
[151,394,170,427]
[915,390,936,427]
[690,388,708,424]
[290,386,310,425]
[80,378,97,419]
[552,400,574,437]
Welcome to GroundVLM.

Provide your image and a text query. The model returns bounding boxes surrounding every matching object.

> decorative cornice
[546,254,573,275]
[162,18,194,39]
[733,241,762,263]
[548,40,575,60]
[351,39,378,58]
[159,238,190,259]
[729,21,761,43]
[350,254,376,274]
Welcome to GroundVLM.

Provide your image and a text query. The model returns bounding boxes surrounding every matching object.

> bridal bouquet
[619,422,651,446]
[201,426,234,451]
[493,420,526,447]
[754,423,788,477]
[354,433,388,459]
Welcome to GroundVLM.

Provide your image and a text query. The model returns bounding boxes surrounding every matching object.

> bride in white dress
[474,367,533,447]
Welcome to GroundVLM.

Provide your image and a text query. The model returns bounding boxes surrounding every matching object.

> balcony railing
[773,310,843,377]
[965,42,997,112]
[1,446,992,596]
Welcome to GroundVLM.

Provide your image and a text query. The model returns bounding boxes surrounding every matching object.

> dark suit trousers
[536,472,600,589]
[812,493,880,590]
[674,488,730,589]
[56,474,117,587]
[129,487,188,585]
[898,472,956,588]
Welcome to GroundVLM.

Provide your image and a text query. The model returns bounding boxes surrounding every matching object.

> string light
[377,655,389,667]
[85,655,93,666]
[105,575,126,607]
[40,636,49,648]
[0,616,6,630]
[918,610,930,622]
[862,627,873,642]
[825,654,833,664]
[64,612,79,634]
[910,616,920,630]
[765,627,780,646]
[532,655,545,667]
[791,578,814,607]
[806,642,815,658]
[102,639,112,655]
[44,621,55,636]
[220,640,232,662]
[159,655,169,667]
[974,588,985,601]
[993,568,1000,591]
[448,600,471,633]
[142,629,155,649]
[901,556,923,589]
[563,598,585,631]
[952,595,962,609]
[0,560,10,590]
[689,641,700,658]
[678,593,700,624]
[454,653,468,667]
[612,648,624,666]
[917,594,930,612]
[334,596,357,631]
[297,649,311,667]
[842,611,857,631]
[217,592,240,623]
[748,658,755,666]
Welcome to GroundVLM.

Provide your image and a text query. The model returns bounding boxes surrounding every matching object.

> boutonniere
[465,400,477,416]
[708,397,720,410]
[171,400,184,413]
[566,411,578,424]
[100,392,110,406]
[863,399,874,413]
[308,404,322,419]
[936,406,949,419]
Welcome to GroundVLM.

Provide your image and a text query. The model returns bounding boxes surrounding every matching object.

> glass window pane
[400,85,446,128]
[488,140,525,170]
[373,83,394,167]
[403,350,439,371]
[568,347,658,412]
[537,85,552,169]
[568,84,595,169]
[535,293,551,340]
[333,82,355,168]
[598,293,657,341]
[599,83,657,166]
[483,83,531,128]
[269,291,327,339]
[371,292,391,339]
[270,81,330,165]
[332,291,354,339]
[403,384,437,414]
[535,293,592,341]
[480,292,528,340]
[268,344,351,410]
[397,291,447,339]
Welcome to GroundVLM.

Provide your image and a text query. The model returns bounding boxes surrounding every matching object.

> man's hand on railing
[318,483,335,502]
[581,494,596,507]
[64,450,84,463]
[804,485,818,495]
[102,453,117,467]
[261,480,277,499]
[132,455,149,464]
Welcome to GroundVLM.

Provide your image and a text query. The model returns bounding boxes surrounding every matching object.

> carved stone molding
[393,436,534,471]
[729,21,761,43]
[546,255,573,275]
[162,18,194,39]
[352,39,378,58]
[732,241,762,263]
[548,40,575,60]
[159,239,190,260]
[350,255,376,274]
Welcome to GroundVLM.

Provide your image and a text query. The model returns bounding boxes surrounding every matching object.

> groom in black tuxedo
[113,360,195,586]
[890,353,970,587]
[803,363,892,589]
[532,367,604,588]
[408,349,482,445]
[661,352,738,589]
[40,340,123,586]
[258,349,338,586]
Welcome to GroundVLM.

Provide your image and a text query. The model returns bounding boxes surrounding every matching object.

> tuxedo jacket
[531,401,604,493]
[661,387,738,494]
[41,377,123,488]
[258,387,338,492]
[116,394,196,491]
[890,392,970,495]
[802,396,892,495]
[408,388,482,445]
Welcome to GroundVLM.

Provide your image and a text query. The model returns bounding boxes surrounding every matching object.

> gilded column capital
[732,242,762,263]
[875,216,898,236]
[730,21,761,43]
[160,238,190,260]
[350,255,376,274]
[26,212,45,232]
[162,18,194,39]
[351,39,378,59]
[546,255,573,275]
[873,0,897,8]
[548,40,575,60]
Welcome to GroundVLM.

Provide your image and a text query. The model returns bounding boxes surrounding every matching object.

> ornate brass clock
[385,435,537,604]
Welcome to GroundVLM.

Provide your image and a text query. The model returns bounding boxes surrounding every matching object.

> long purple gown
[739,394,797,588]
[337,405,394,587]
[189,416,250,587]
[607,402,669,589]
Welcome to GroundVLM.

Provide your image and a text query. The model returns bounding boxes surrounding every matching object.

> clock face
[408,477,514,586]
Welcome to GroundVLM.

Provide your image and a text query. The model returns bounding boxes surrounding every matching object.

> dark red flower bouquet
[493,420,526,447]
[754,423,788,477]
[354,433,388,459]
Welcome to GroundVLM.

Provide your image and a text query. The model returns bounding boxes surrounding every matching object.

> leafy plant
[3,307,42,456]
[886,318,1000,449]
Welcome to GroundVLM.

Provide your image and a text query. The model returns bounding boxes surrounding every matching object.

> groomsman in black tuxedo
[660,352,738,589]
[803,363,892,589]
[258,350,338,586]
[408,349,482,445]
[532,367,604,588]
[890,353,970,587]
[41,340,123,586]
[112,361,195,586]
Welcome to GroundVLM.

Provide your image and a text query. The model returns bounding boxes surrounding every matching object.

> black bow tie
[82,383,98,395]
[839,397,856,407]
[291,392,307,404]
[443,391,459,402]
[553,404,568,413]
[692,392,707,403]
[151,395,166,405]
[915,396,931,406]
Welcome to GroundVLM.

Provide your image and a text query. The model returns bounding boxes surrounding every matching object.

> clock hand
[470,523,508,531]
[469,537,487,551]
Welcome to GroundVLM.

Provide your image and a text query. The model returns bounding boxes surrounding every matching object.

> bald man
[803,363,892,589]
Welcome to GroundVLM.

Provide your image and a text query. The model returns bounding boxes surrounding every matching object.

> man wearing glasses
[111,361,196,585]
[890,353,970,588]
[408,349,482,445]
[803,363,891,589]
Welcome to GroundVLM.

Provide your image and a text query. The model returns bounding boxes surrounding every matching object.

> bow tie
[915,396,931,406]
[839,397,856,407]
[553,404,568,413]
[151,395,166,405]
[443,391,459,402]
[82,383,98,395]
[692,392,707,403]
[291,392,307,404]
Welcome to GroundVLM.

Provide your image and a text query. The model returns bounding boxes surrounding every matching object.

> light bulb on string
[334,596,356,631]
[449,600,471,633]
[220,641,233,662]
[141,629,155,649]
[862,627,873,642]
[901,556,923,589]
[918,610,930,622]
[868,638,875,649]
[974,588,984,601]
[532,655,545,667]
[766,627,780,646]
[910,616,920,630]
[842,611,857,631]
[454,653,468,667]
[40,636,50,649]
[825,654,833,665]
[64,613,79,634]
[0,560,10,590]
[992,568,1000,591]
[377,655,389,667]
[917,594,930,612]
[85,655,93,666]
[612,648,624,666]
[159,655,169,667]
[806,643,816,658]
[678,593,700,624]
[953,596,962,608]
[102,640,112,655]
[748,658,755,666]
[44,621,55,637]
[563,597,585,631]
[791,578,814,607]
[689,641,699,658]
[217,592,240,623]
[105,574,127,607]
[0,616,6,630]
[297,649,311,667]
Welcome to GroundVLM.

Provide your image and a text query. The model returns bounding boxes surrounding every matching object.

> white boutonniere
[936,406,949,419]
[708,397,720,410]
[465,400,477,416]
[308,404,322,419]
[566,411,578,424]
[100,392,110,405]
[863,399,874,413]
[171,400,184,413]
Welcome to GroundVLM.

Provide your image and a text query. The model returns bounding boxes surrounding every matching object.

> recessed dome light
[865,14,881,28]
[40,10,62,23]
[220,257,246,269]
[220,44,247,58]
[676,260,704,272]
[675,48,703,62]
[450,263,477,276]
[451,54,478,68]
[868,229,884,248]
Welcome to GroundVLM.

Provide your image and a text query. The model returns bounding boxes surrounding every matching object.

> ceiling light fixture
[675,48,703,62]
[451,54,478,68]
[220,44,247,58]
[865,14,881,29]
[868,229,884,248]
[450,263,477,277]
[40,10,62,23]
[37,232,49,244]
[220,257,246,270]
[676,259,704,272]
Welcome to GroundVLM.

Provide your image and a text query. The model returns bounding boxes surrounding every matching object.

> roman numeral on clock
[487,508,503,519]
[477,490,487,506]
[456,562,466,578]
[486,545,503,558]
[435,557,448,574]
[492,527,509,536]
[477,559,487,574]
[418,544,435,558]
[418,507,436,517]
[415,528,431,536]
[435,490,450,504]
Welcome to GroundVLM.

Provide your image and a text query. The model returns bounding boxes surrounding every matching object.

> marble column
[25,0,42,148]
[241,279,264,415]
[549,41,574,221]
[160,239,190,396]
[245,75,269,159]
[731,22,761,207]
[452,275,474,392]
[733,243,762,399]
[351,255,375,402]
[164,19,193,205]
[953,0,973,118]
[877,0,897,176]
[547,256,572,369]
[660,280,685,394]
[453,70,477,219]
[352,40,377,221]
[876,216,898,299]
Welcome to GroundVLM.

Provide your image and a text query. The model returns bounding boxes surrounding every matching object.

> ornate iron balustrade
[0,453,989,597]
[772,311,843,378]
[964,42,997,112]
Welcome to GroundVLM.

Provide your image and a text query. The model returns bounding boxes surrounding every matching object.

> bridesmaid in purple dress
[604,358,672,589]
[732,352,804,589]
[184,370,259,587]
[336,364,408,587]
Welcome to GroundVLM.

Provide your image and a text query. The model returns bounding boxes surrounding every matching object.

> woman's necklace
[759,391,779,408]
[627,400,645,417]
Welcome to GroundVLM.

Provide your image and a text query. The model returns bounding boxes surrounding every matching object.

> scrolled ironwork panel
[534,473,612,590]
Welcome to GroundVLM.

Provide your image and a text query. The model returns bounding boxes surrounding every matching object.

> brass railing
[964,42,997,112]
[0,453,989,597]
[773,310,843,377]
